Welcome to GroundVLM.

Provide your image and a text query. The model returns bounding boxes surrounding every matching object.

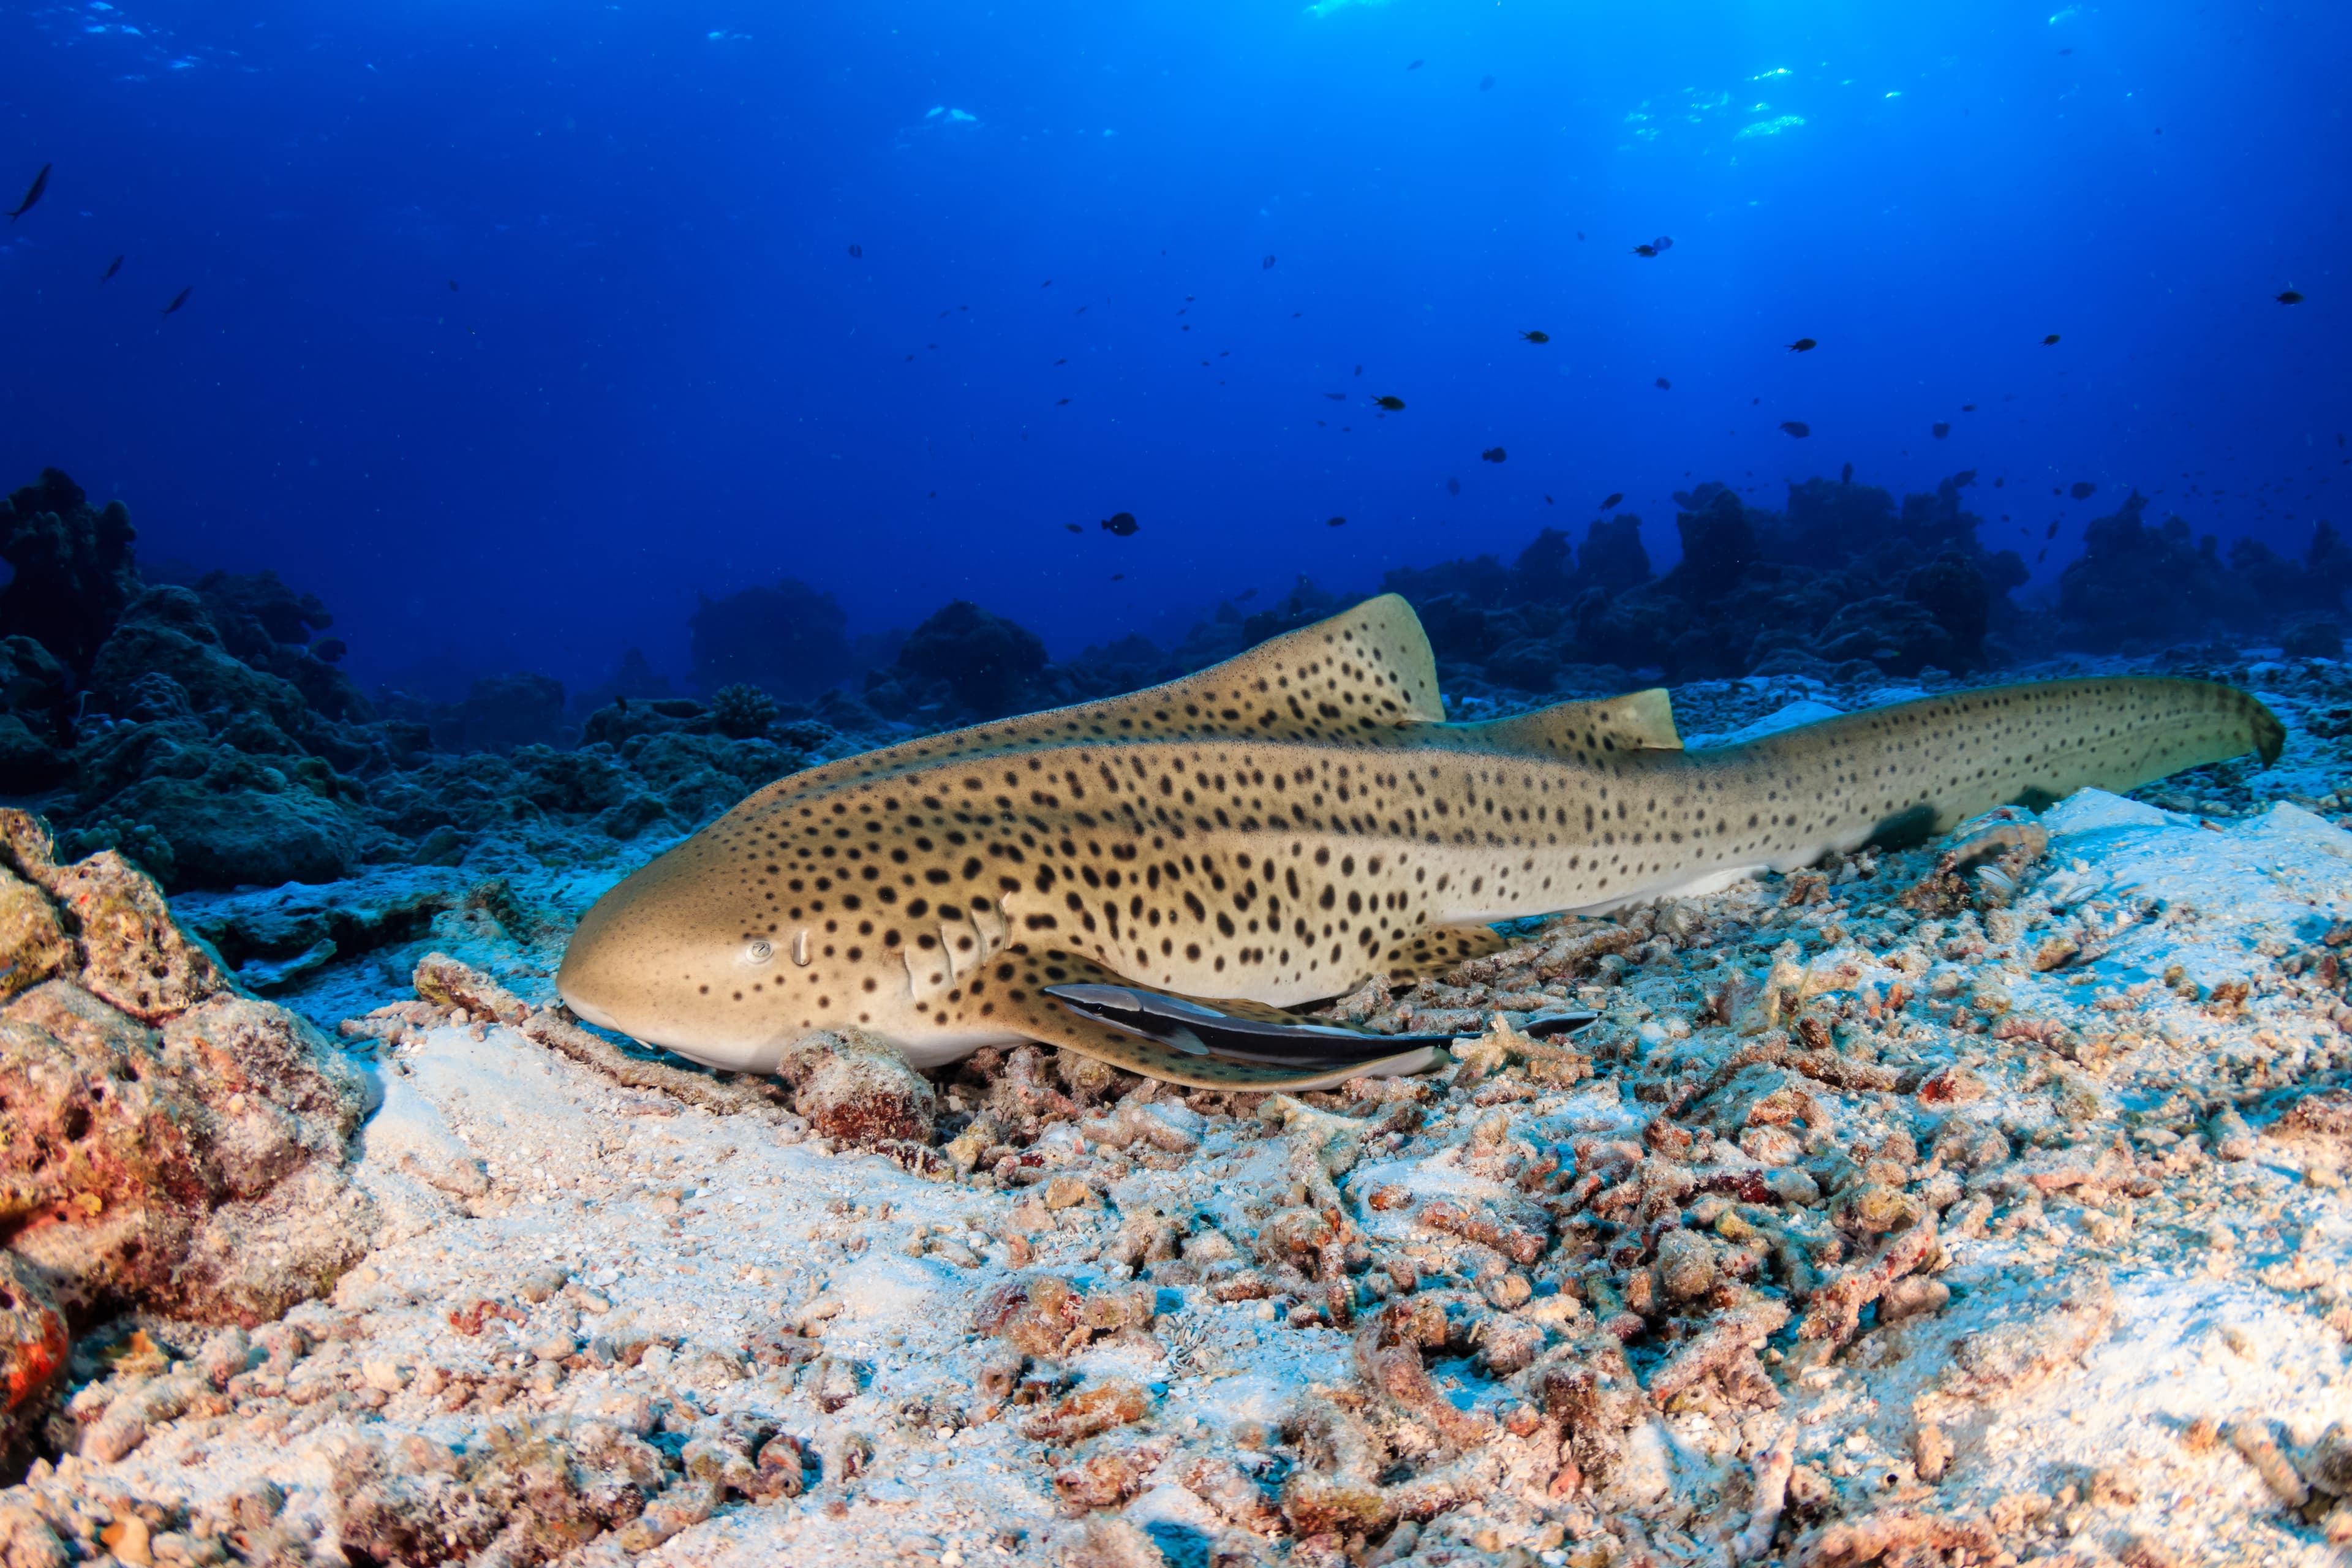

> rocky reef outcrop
[0,809,374,1460]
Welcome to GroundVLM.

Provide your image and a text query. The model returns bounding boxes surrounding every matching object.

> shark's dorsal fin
[742,594,1444,804]
[1453,689,1683,760]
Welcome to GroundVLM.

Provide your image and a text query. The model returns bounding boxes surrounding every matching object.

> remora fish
[559,595,2282,1089]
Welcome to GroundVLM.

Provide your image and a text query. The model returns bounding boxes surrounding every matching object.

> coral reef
[0,470,138,679]
[688,579,857,701]
[0,810,372,1352]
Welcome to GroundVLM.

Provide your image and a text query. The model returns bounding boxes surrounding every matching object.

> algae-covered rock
[0,819,369,1323]
[0,468,140,677]
[88,586,308,730]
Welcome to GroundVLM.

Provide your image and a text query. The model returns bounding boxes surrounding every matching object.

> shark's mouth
[1043,982,1596,1068]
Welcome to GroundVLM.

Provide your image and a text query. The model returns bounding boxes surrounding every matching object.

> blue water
[1,0,2342,697]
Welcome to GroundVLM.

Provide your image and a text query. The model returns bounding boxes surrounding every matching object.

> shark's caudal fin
[737,594,1446,807]
[1722,675,2286,848]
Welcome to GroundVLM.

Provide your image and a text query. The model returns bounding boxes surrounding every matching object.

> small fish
[1632,243,1659,257]
[1779,421,1811,439]
[1478,75,1495,91]
[1372,395,1405,410]
[1111,573,1126,581]
[447,279,459,292]
[312,638,348,665]
[1481,447,1507,463]
[1931,421,1950,439]
[1354,364,1363,377]
[1519,330,1550,344]
[8,163,49,223]
[1653,235,1672,251]
[1446,478,1461,496]
[1654,377,1672,390]
[1960,403,1977,412]
[1785,337,1817,352]
[1055,358,1068,365]
[1042,279,1052,287]
[2041,333,2062,345]
[1324,392,1348,401]
[1056,398,1071,405]
[1100,511,1140,537]
[2277,288,2305,305]
[1599,492,1623,510]
[1066,524,1083,534]
[1326,516,1347,527]
[1262,254,1276,270]
[2046,520,2060,539]
[99,255,123,283]
[1544,494,1555,505]
[1994,476,2005,487]
[160,286,191,316]
[1407,58,1423,70]
[2070,481,2096,500]
[848,243,863,258]
[1841,463,1854,483]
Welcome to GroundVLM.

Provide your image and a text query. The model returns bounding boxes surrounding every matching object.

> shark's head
[557,826,815,1074]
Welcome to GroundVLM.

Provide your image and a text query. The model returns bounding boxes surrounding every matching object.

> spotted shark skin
[558,595,2283,1089]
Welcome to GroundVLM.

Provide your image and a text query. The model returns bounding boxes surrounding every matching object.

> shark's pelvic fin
[1377,921,1514,984]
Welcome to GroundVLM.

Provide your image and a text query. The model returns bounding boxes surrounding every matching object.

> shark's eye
[744,940,775,965]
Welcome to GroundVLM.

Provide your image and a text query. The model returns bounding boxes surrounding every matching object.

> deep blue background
[1,0,2343,698]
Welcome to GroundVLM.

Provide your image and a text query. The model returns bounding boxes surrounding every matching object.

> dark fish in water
[447,279,459,292]
[100,255,123,283]
[1961,403,1977,412]
[1065,524,1083,534]
[1325,392,1348,401]
[1785,337,1817,352]
[1056,398,1071,405]
[1100,511,1140,537]
[1407,58,1423,69]
[1931,421,1951,439]
[1653,235,1672,251]
[1446,477,1461,496]
[160,286,192,315]
[1326,516,1347,527]
[1994,476,2005,487]
[2041,333,2062,345]
[1111,573,1125,581]
[2070,481,2096,499]
[1371,394,1406,410]
[1841,463,1854,483]
[1779,421,1811,439]
[2277,288,2305,305]
[1654,377,1671,390]
[1632,243,1660,257]
[1481,447,1506,463]
[847,243,863,258]
[8,163,49,223]
[1519,330,1550,344]
[2046,520,2060,539]
[1262,254,1276,270]
[1599,492,1623,510]
[1354,364,1363,376]
[312,638,348,665]
[1544,494,1555,504]
[1479,75,1495,91]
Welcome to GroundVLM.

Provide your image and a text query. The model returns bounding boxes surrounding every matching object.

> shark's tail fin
[1721,675,2284,851]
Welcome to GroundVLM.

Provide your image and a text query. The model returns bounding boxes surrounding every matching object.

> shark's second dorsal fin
[1453,689,1683,759]
[739,594,1446,804]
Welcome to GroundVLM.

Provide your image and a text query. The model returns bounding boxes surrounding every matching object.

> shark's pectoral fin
[1378,921,1515,984]
[979,944,1493,1090]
